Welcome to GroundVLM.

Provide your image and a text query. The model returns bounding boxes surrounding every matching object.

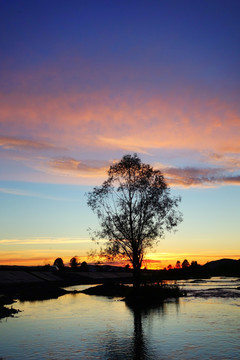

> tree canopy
[53,257,64,269]
[70,256,79,268]
[87,154,182,286]
[182,259,190,268]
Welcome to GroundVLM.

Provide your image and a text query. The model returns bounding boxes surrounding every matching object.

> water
[1,277,240,359]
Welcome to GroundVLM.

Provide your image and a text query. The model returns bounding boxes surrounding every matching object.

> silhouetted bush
[79,261,89,272]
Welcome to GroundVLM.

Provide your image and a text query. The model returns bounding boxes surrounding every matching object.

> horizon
[0,0,239,268]
[1,256,239,272]
[1,250,239,271]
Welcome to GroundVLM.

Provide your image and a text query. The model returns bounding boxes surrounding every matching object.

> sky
[0,0,239,269]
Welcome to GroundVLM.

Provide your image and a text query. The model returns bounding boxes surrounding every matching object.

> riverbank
[1,264,239,320]
[0,268,133,287]
[0,282,184,320]
[1,275,240,320]
[0,295,21,319]
[0,268,134,319]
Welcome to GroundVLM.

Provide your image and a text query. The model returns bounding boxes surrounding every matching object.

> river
[0,277,240,359]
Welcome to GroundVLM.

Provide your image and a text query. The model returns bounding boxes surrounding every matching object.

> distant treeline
[0,258,239,279]
[154,258,240,279]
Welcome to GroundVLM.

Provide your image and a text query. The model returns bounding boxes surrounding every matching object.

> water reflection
[103,299,180,360]
[1,279,239,359]
[132,307,146,360]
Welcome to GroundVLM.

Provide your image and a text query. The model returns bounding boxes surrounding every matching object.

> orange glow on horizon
[1,253,239,269]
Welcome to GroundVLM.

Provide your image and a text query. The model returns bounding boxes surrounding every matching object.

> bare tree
[87,154,182,287]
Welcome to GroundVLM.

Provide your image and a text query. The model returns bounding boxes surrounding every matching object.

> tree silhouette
[70,256,79,268]
[79,261,89,272]
[175,260,181,269]
[53,257,64,269]
[182,259,190,268]
[87,154,182,288]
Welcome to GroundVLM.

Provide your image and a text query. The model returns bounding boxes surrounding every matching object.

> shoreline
[1,267,239,320]
[1,276,240,321]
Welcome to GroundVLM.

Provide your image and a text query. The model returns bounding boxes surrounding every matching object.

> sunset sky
[0,0,239,269]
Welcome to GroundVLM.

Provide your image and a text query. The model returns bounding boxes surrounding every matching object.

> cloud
[0,187,43,197]
[207,152,240,168]
[46,156,240,187]
[220,176,240,185]
[0,88,239,187]
[0,237,92,245]
[0,136,65,151]
[47,157,110,178]
[98,136,152,154]
[161,165,240,187]
[0,187,76,201]
[0,90,239,155]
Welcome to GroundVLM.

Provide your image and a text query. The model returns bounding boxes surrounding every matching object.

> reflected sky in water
[1,278,240,359]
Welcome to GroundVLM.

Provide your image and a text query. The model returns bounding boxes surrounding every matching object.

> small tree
[53,257,64,269]
[182,259,190,268]
[190,260,199,269]
[79,261,89,272]
[175,260,181,269]
[87,154,182,288]
[70,256,79,268]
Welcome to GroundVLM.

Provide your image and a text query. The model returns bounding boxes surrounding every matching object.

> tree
[190,260,200,270]
[190,260,198,267]
[70,256,79,268]
[53,257,64,269]
[87,154,182,288]
[79,261,89,272]
[175,260,181,269]
[182,259,190,268]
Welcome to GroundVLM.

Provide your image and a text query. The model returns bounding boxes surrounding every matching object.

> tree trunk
[133,267,141,291]
[132,252,142,291]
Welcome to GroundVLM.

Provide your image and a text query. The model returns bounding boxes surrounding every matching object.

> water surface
[1,277,240,359]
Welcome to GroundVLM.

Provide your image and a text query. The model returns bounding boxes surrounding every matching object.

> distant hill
[203,258,240,276]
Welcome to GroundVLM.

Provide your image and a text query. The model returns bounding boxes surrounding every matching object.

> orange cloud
[0,136,64,151]
[48,157,110,178]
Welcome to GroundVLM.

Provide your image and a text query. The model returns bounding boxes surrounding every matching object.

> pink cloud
[0,90,239,154]
[0,136,64,151]
[0,87,239,186]
[46,157,240,187]
[207,152,240,168]
[161,166,240,187]
[48,157,110,178]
